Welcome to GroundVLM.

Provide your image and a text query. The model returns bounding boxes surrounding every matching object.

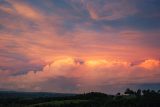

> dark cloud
[39,76,80,92]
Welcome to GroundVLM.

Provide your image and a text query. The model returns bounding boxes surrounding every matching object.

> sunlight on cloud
[84,0,137,20]
[86,59,129,68]
[139,59,160,70]
[6,0,42,20]
[0,57,160,92]
[0,0,160,93]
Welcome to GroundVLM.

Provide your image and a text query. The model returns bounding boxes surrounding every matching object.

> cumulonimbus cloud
[0,57,159,93]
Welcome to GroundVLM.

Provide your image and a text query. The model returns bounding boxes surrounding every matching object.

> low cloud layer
[0,58,160,93]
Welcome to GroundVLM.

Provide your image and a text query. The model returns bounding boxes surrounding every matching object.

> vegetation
[0,89,160,107]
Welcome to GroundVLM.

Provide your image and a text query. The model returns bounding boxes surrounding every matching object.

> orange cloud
[1,57,160,92]
[86,59,129,68]
[139,59,160,70]
[0,0,160,93]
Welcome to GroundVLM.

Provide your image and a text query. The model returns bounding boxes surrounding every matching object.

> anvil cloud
[0,0,160,93]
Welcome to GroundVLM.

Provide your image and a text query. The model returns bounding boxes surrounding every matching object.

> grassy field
[29,100,88,107]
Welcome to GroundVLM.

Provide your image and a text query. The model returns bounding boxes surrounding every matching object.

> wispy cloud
[84,0,137,20]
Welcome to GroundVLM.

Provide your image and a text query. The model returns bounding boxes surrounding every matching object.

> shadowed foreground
[0,89,160,107]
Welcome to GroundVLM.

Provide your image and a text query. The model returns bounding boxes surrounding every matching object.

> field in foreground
[0,89,160,107]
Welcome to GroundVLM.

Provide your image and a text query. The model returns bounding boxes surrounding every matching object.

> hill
[0,89,160,107]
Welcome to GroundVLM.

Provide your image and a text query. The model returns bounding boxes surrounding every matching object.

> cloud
[0,23,159,76]
[84,0,137,20]
[0,1,13,14]
[138,59,160,70]
[0,57,160,93]
[130,59,160,70]
[0,0,160,93]
[5,0,42,20]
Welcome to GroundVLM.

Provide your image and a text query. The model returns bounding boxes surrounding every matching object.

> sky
[0,0,160,94]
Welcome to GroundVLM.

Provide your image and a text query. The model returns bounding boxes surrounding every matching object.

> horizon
[0,0,160,94]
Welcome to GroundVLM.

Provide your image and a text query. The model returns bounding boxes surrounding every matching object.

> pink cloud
[0,0,160,93]
[83,0,137,20]
[138,59,160,70]
[6,0,43,20]
[0,58,159,92]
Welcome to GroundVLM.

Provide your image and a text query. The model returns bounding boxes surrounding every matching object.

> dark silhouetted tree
[125,88,135,95]
[116,92,121,96]
[136,89,141,96]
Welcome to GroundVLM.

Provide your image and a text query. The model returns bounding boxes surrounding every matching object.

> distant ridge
[0,90,76,98]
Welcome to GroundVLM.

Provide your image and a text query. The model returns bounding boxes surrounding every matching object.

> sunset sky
[0,0,160,94]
